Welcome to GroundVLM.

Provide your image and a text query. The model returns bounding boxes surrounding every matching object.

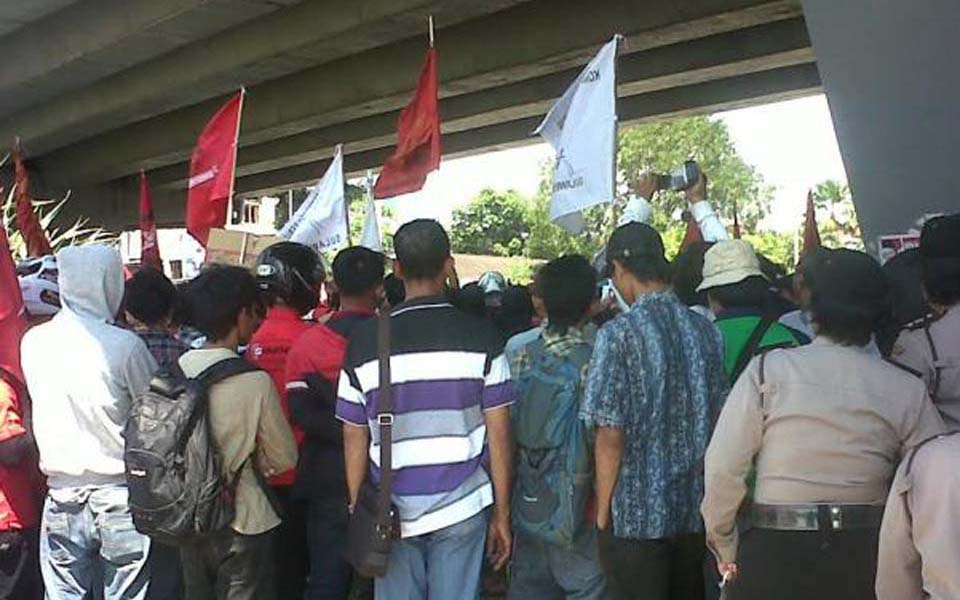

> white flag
[535,36,619,234]
[359,195,382,252]
[279,145,347,251]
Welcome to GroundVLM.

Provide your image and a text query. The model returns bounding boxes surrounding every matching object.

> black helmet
[255,242,325,315]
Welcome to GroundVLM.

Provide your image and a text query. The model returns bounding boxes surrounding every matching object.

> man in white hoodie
[21,245,157,600]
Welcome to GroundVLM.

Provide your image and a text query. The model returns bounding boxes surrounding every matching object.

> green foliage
[449,116,774,264]
[745,230,795,271]
[450,189,530,256]
[619,116,772,232]
[810,179,863,251]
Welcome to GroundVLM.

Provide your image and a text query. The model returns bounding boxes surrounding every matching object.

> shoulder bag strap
[376,310,395,531]
[923,316,943,399]
[731,314,778,384]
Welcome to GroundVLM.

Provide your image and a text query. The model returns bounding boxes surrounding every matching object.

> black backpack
[124,357,258,544]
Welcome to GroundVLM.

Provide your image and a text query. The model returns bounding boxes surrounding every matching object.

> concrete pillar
[800,0,960,248]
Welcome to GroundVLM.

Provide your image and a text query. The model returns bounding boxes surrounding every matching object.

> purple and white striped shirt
[336,296,513,538]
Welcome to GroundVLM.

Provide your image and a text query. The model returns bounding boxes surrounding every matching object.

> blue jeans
[507,529,610,600]
[375,510,488,600]
[40,486,151,600]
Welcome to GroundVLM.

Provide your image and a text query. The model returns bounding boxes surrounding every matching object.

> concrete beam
[144,17,813,190]
[29,0,801,186]
[70,62,819,232]
[0,0,286,117]
[231,63,821,196]
[2,0,536,154]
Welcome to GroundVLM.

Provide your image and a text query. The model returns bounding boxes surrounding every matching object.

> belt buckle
[377,413,394,426]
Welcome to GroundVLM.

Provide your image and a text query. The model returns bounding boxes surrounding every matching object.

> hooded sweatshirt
[21,245,157,489]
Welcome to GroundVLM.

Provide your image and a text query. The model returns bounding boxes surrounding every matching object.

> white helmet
[17,255,61,317]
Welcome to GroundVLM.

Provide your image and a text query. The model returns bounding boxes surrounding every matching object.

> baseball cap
[604,222,667,277]
[698,240,765,291]
[920,214,960,260]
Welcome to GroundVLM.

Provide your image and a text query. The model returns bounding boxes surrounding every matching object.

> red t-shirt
[245,306,314,487]
[0,379,42,530]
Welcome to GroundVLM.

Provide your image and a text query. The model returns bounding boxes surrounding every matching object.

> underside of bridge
[0,0,820,230]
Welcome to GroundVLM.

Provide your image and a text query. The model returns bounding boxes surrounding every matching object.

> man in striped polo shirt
[337,219,514,600]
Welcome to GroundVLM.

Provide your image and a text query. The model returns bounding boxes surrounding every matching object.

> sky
[373,93,849,233]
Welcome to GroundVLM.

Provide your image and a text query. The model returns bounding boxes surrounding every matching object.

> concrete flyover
[0,0,821,230]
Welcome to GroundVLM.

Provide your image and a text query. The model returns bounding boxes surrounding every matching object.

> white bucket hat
[697,240,765,291]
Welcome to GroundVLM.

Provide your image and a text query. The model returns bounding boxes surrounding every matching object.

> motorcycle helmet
[17,255,61,317]
[255,242,325,315]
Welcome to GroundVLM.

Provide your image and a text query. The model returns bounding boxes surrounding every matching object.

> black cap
[920,214,960,260]
[606,222,667,266]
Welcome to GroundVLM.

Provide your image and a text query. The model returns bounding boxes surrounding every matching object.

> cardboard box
[204,228,282,269]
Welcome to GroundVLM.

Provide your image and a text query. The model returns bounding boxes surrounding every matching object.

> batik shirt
[580,291,728,540]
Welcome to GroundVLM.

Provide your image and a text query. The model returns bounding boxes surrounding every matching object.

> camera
[656,160,701,192]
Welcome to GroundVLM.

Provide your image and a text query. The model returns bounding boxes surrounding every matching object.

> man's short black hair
[707,276,771,312]
[672,242,713,307]
[181,265,262,341]
[540,255,597,334]
[922,258,960,306]
[383,273,406,307]
[393,219,451,280]
[800,249,891,346]
[333,246,385,296]
[605,222,671,283]
[125,268,178,327]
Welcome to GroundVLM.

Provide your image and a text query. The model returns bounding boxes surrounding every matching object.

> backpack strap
[193,356,260,389]
[731,314,778,384]
[376,310,396,536]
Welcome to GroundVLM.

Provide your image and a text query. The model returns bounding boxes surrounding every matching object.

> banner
[535,36,619,233]
[374,47,441,199]
[359,195,382,252]
[186,91,244,246]
[139,170,162,271]
[12,141,52,257]
[279,145,348,251]
[0,224,26,382]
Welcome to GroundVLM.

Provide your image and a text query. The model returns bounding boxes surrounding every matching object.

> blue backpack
[511,336,594,547]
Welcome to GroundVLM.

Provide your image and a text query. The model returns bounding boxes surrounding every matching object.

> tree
[618,115,773,235]
[450,189,529,256]
[811,179,862,250]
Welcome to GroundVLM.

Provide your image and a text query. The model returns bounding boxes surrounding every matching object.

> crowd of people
[1,171,959,600]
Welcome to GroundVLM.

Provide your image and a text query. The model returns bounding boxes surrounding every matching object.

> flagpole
[611,35,622,215]
[227,87,245,221]
[428,16,435,47]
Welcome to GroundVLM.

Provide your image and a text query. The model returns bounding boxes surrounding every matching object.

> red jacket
[284,309,376,500]
[246,306,314,487]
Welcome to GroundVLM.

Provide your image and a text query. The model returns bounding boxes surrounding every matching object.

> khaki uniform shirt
[892,305,960,428]
[180,348,297,535]
[877,433,960,599]
[702,338,946,563]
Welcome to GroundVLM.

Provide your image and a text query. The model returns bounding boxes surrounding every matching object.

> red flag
[802,190,821,254]
[680,210,703,251]
[12,141,52,258]
[732,202,742,239]
[139,170,162,271]
[0,221,26,382]
[373,48,441,199]
[186,91,244,246]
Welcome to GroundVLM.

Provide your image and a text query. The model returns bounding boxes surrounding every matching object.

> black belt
[749,503,884,532]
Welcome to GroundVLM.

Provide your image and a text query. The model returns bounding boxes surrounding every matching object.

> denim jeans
[306,498,354,600]
[507,528,610,600]
[375,510,488,600]
[40,485,151,600]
